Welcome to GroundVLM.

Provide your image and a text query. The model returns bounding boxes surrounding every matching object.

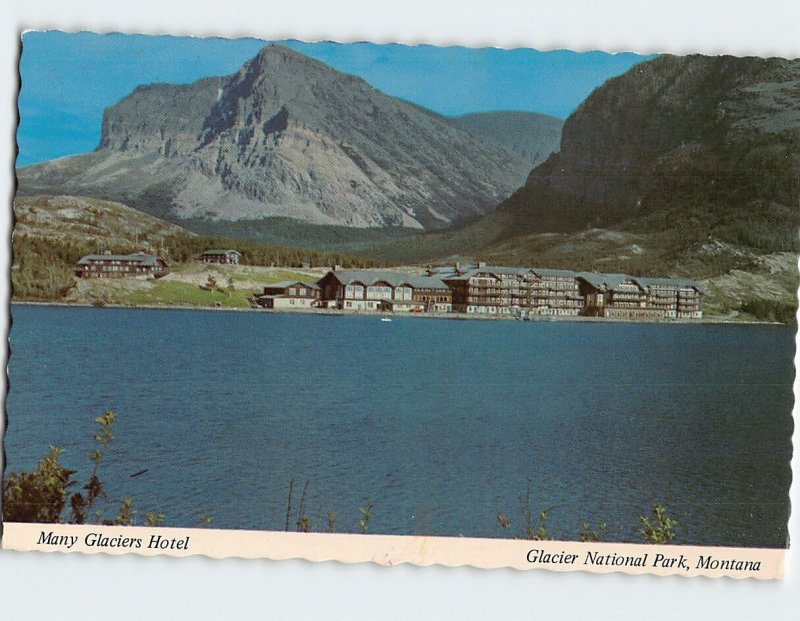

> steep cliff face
[366,54,799,296]
[99,77,225,156]
[19,45,535,230]
[493,54,800,233]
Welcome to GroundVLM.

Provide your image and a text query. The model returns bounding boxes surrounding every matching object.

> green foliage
[177,216,416,254]
[579,521,607,542]
[526,510,551,541]
[518,477,551,541]
[160,232,381,270]
[326,512,337,533]
[496,489,679,544]
[202,274,219,292]
[740,298,798,324]
[11,234,90,300]
[3,446,76,522]
[640,504,678,544]
[296,516,312,533]
[359,500,373,534]
[295,479,311,533]
[110,497,135,526]
[3,411,164,527]
[77,410,117,522]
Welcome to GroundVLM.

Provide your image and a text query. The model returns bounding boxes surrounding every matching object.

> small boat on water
[380,317,392,322]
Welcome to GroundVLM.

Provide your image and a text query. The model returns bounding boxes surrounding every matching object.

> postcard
[3,30,797,581]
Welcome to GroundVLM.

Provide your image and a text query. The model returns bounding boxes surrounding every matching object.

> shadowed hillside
[364,55,800,322]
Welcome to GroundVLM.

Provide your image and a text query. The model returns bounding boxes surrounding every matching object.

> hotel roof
[200,249,240,255]
[264,280,320,290]
[576,272,634,290]
[326,269,448,289]
[77,253,165,267]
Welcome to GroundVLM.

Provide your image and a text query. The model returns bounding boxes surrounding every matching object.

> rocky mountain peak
[23,44,541,231]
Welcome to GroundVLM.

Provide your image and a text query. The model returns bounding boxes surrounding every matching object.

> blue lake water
[5,304,795,547]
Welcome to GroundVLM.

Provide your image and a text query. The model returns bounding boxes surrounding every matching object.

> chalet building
[317,269,450,313]
[198,249,241,265]
[438,264,583,316]
[76,252,168,278]
[318,269,409,311]
[577,273,656,319]
[249,264,703,319]
[432,263,702,319]
[635,277,703,319]
[634,277,681,319]
[528,269,584,316]
[441,264,531,315]
[578,274,704,319]
[255,281,320,309]
[676,284,703,319]
[409,276,452,313]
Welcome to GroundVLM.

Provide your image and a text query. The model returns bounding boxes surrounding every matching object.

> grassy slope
[14,194,187,245]
[12,195,375,307]
[73,264,320,309]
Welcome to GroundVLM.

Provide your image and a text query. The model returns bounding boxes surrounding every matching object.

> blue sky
[17,31,654,167]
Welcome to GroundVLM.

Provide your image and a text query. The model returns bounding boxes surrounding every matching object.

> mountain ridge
[360,54,799,322]
[369,54,800,257]
[18,44,542,232]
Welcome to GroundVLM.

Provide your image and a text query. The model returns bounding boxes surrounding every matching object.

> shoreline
[9,299,789,326]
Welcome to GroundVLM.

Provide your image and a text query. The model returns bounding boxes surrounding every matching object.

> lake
[5,304,795,547]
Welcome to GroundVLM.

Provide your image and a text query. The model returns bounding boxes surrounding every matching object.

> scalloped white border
[2,523,786,580]
[3,1,799,618]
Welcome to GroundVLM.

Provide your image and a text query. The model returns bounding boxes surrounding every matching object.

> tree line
[11,231,383,301]
[159,233,382,268]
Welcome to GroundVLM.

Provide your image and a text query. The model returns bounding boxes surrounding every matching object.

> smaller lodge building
[197,249,241,265]
[76,252,168,278]
[255,281,320,309]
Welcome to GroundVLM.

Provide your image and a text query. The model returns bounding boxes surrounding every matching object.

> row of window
[86,265,154,272]
[288,287,315,297]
